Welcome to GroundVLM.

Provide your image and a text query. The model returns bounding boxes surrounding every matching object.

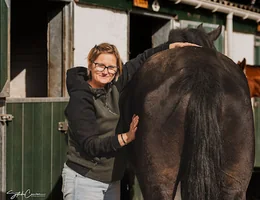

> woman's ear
[87,67,92,80]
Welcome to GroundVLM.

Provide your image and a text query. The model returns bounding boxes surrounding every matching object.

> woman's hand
[119,114,139,146]
[169,42,201,49]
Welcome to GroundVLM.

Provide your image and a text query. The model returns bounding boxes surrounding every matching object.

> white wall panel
[74,4,128,67]
[232,32,254,65]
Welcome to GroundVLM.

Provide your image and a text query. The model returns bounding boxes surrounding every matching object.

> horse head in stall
[119,25,255,200]
[238,58,260,97]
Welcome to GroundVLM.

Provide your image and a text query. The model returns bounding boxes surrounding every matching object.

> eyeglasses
[93,62,118,74]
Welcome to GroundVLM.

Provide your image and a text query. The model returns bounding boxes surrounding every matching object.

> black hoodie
[64,43,169,183]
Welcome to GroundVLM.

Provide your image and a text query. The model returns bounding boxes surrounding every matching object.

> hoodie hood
[66,66,89,95]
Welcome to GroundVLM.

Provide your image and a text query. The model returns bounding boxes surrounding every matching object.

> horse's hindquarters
[220,94,254,199]
[130,73,193,199]
[123,48,254,200]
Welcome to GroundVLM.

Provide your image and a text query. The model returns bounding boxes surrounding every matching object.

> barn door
[252,98,260,167]
[152,19,176,47]
[255,36,260,64]
[251,36,260,168]
[0,0,10,97]
[252,35,260,167]
[6,98,69,200]
[180,20,225,54]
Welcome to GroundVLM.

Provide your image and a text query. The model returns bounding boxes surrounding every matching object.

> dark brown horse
[119,25,255,200]
[238,58,260,97]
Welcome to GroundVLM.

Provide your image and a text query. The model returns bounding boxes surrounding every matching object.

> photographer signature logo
[7,189,46,199]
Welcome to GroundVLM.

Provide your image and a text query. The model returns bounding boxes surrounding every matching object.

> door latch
[58,121,68,133]
[0,114,14,122]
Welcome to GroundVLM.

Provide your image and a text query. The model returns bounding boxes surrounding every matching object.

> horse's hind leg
[131,76,188,200]
[220,169,251,200]
[219,154,253,199]
[131,116,183,200]
[136,166,180,200]
[132,133,181,200]
[220,99,254,200]
[132,113,185,200]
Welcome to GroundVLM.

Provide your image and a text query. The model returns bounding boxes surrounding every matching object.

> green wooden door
[180,20,225,53]
[255,36,260,65]
[6,98,69,200]
[0,0,9,97]
[253,98,260,167]
[253,37,260,168]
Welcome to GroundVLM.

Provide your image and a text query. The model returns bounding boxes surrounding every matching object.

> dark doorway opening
[129,12,170,59]
[247,170,260,200]
[10,0,67,97]
[11,0,48,97]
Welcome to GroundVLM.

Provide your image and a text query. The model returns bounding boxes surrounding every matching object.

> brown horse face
[237,58,260,97]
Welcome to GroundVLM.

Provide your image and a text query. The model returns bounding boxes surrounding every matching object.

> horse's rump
[121,46,255,200]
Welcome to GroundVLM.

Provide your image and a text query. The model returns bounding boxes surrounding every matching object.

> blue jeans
[62,163,120,200]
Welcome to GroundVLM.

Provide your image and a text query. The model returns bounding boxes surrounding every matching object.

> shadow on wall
[246,171,260,200]
[46,175,63,200]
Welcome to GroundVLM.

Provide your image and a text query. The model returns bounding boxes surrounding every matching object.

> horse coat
[119,25,255,200]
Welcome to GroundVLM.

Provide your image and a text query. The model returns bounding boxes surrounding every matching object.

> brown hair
[87,43,122,81]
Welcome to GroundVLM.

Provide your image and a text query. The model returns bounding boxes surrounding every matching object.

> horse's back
[135,47,249,98]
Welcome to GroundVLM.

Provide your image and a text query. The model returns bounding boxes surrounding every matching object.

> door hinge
[0,114,14,122]
[58,121,68,133]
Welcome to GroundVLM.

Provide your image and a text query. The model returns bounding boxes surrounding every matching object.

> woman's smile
[88,53,117,88]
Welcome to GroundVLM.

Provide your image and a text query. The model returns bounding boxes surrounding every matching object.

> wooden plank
[23,103,34,195]
[0,0,9,96]
[6,103,23,198]
[49,102,67,200]
[41,102,52,197]
[254,98,260,167]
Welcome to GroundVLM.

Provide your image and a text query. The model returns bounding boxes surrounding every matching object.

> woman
[62,42,197,200]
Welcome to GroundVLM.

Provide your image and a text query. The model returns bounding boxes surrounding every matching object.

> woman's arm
[116,42,199,91]
[116,43,169,90]
[65,90,122,157]
[65,89,139,157]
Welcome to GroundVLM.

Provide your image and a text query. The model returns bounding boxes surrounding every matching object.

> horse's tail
[181,78,223,200]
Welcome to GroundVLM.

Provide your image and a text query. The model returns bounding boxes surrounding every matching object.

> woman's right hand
[119,114,139,146]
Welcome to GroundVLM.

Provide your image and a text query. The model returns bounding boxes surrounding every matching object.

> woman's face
[88,53,117,88]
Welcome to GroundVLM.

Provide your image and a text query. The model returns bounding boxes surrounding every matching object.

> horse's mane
[168,26,219,49]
